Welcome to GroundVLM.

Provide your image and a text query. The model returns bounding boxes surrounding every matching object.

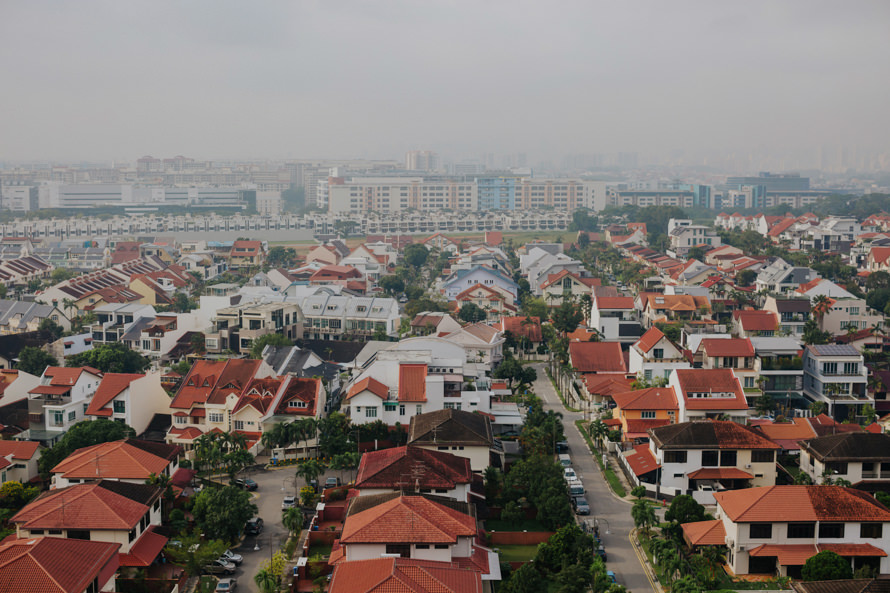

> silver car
[216,578,237,593]
[221,549,243,565]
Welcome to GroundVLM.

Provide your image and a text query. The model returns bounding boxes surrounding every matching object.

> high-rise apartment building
[405,150,440,171]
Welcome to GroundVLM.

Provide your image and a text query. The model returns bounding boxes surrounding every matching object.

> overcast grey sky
[1,1,888,164]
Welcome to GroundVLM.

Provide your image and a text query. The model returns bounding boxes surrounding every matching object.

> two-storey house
[637,293,711,328]
[0,536,121,593]
[612,387,677,442]
[763,297,811,337]
[700,486,890,577]
[50,439,180,489]
[540,270,599,309]
[0,441,41,484]
[732,310,779,338]
[354,446,473,501]
[669,368,749,423]
[205,300,303,354]
[590,295,640,342]
[228,240,265,271]
[798,432,890,491]
[12,480,167,571]
[695,338,759,401]
[440,266,519,303]
[628,327,691,384]
[85,372,171,435]
[23,366,104,445]
[802,344,870,421]
[648,420,780,502]
[299,292,400,340]
[751,336,806,412]
[408,409,499,472]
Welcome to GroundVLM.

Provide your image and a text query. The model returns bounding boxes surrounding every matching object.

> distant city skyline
[1,2,888,169]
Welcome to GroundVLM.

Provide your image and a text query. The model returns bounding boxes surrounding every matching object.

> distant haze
[2,1,888,166]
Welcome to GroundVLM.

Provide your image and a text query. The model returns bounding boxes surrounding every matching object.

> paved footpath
[531,363,656,593]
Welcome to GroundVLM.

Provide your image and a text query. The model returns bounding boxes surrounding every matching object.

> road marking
[629,527,660,593]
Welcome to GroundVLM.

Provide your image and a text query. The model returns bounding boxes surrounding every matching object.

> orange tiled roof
[748,544,817,566]
[682,519,726,547]
[85,373,144,417]
[687,467,753,480]
[732,310,779,332]
[13,482,154,530]
[0,536,120,593]
[698,338,755,358]
[715,485,890,523]
[355,446,472,490]
[347,377,389,401]
[50,439,178,480]
[0,441,40,460]
[674,369,747,410]
[625,444,660,476]
[398,364,427,403]
[596,296,635,309]
[613,387,677,411]
[635,327,666,354]
[499,316,542,342]
[340,496,476,545]
[569,342,627,373]
[328,557,483,593]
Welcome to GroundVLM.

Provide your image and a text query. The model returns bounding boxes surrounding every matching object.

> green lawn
[308,543,332,559]
[485,518,548,532]
[496,544,539,562]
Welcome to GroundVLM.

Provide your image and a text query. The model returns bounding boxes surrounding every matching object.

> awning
[748,544,817,566]
[682,519,726,547]
[118,526,168,566]
[29,385,71,395]
[819,543,887,557]
[624,445,660,476]
[687,467,753,480]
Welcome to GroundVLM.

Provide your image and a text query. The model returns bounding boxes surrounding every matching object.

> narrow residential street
[531,363,655,593]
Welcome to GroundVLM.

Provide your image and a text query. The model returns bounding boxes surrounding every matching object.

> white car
[282,495,296,510]
[563,468,578,482]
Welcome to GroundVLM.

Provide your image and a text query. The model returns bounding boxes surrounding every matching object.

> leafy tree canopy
[458,303,487,323]
[801,550,853,581]
[191,485,258,543]
[403,243,429,268]
[15,346,57,376]
[249,333,293,359]
[664,494,707,524]
[66,342,150,373]
[38,419,135,476]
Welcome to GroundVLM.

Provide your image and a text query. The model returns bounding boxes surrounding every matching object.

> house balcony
[861,470,890,480]
[757,357,803,372]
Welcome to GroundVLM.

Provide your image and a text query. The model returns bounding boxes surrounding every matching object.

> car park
[245,517,264,535]
[282,495,296,510]
[234,478,258,491]
[205,559,236,575]
[216,577,237,593]
[221,550,242,565]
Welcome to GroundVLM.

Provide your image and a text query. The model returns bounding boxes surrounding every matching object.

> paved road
[531,363,654,593]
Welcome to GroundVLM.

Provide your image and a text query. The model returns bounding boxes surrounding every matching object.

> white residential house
[802,344,870,422]
[439,266,519,302]
[21,367,104,445]
[755,259,818,295]
[85,372,172,435]
[798,432,890,487]
[629,327,691,383]
[669,368,749,423]
[590,295,640,342]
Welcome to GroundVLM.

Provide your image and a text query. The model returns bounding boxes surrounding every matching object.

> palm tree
[282,506,303,536]
[296,458,326,490]
[812,294,832,324]
[254,568,278,593]
[146,472,175,521]
[631,499,657,536]
[589,419,608,452]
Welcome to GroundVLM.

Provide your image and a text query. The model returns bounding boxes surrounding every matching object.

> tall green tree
[249,333,293,359]
[458,302,487,323]
[191,485,257,542]
[295,459,326,490]
[551,300,584,334]
[66,342,150,373]
[15,347,57,376]
[403,243,430,268]
[38,419,135,476]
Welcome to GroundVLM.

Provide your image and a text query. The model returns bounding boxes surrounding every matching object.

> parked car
[556,441,569,453]
[282,495,296,510]
[244,517,264,535]
[325,477,341,488]
[205,559,236,575]
[595,544,607,561]
[558,454,572,467]
[606,571,617,583]
[216,578,237,593]
[221,550,242,565]
[563,468,578,482]
[568,480,585,497]
[234,478,258,491]
[573,497,590,515]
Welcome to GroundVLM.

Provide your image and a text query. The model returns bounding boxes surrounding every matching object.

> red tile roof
[170,359,261,409]
[40,367,102,387]
[674,369,747,410]
[347,376,389,401]
[498,316,542,342]
[582,375,635,397]
[398,364,427,403]
[613,387,678,411]
[714,485,890,523]
[732,310,779,332]
[625,444,660,476]
[51,439,178,480]
[569,342,627,373]
[0,536,120,593]
[329,557,483,593]
[682,519,726,547]
[340,496,476,545]
[0,441,40,460]
[596,296,635,309]
[819,543,887,557]
[13,483,151,530]
[753,419,817,451]
[687,467,753,480]
[635,327,666,354]
[118,525,168,566]
[698,338,755,358]
[85,373,144,417]
[625,418,672,436]
[355,446,472,490]
[871,247,890,266]
[748,544,817,566]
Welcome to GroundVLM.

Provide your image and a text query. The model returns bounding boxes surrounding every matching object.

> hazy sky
[2,1,888,164]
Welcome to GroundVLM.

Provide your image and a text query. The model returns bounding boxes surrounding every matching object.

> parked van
[558,454,572,467]
[568,480,585,496]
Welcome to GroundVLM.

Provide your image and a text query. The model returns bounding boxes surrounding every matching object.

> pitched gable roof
[347,376,389,401]
[568,341,627,373]
[13,481,159,530]
[798,432,890,462]
[698,338,755,358]
[612,387,677,411]
[673,369,747,410]
[398,364,427,403]
[635,327,666,354]
[650,420,780,450]
[340,496,476,544]
[714,485,890,523]
[0,440,40,461]
[50,439,179,480]
[0,536,120,593]
[85,373,144,416]
[355,446,472,490]
[733,310,779,332]
[329,557,483,593]
[408,409,493,447]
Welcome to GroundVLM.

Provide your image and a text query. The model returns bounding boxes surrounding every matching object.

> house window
[653,348,664,359]
[787,523,815,538]
[287,401,307,408]
[641,411,656,419]
[400,405,405,416]
[644,370,652,381]
[663,451,687,464]
[751,450,774,463]
[68,411,76,422]
[844,363,859,375]
[701,451,718,466]
[861,523,883,539]
[415,544,430,549]
[208,412,224,423]
[174,416,186,425]
[720,451,737,467]
[366,407,377,418]
[744,377,755,388]
[434,544,449,549]
[819,523,845,538]
[749,523,772,539]
[385,544,410,557]
[384,403,397,412]
[113,401,126,414]
[823,362,838,375]
[416,405,422,414]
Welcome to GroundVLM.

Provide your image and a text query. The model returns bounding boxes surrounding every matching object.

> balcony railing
[759,357,803,371]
